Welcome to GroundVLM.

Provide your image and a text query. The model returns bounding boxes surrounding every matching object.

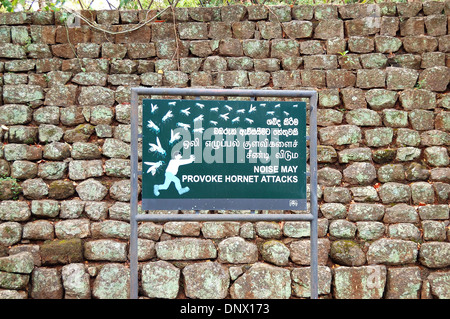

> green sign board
[141,99,307,210]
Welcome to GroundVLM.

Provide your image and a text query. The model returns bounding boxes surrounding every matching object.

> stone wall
[0,2,449,299]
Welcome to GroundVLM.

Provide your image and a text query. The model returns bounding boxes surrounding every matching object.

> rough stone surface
[75,178,108,201]
[217,237,258,264]
[419,242,450,268]
[428,271,450,299]
[31,267,63,299]
[0,252,34,274]
[183,261,229,299]
[61,263,91,299]
[0,6,449,300]
[156,238,217,260]
[292,266,332,298]
[290,239,330,266]
[230,263,291,299]
[260,240,290,266]
[343,162,377,185]
[92,263,129,299]
[142,260,180,299]
[84,240,127,262]
[330,240,366,266]
[40,238,83,265]
[334,265,387,299]
[386,267,422,299]
[367,238,418,265]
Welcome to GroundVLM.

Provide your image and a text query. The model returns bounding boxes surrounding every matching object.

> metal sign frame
[129,88,318,299]
[141,98,308,211]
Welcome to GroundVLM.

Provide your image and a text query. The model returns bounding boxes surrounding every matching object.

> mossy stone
[373,149,397,164]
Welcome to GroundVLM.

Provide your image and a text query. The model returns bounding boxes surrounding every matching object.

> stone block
[382,109,408,127]
[230,263,290,299]
[356,69,386,88]
[438,35,450,52]
[248,71,270,87]
[282,20,313,39]
[256,21,282,39]
[365,127,393,147]
[156,238,217,260]
[217,237,257,264]
[348,36,374,53]
[78,86,115,107]
[330,240,365,266]
[271,39,299,59]
[0,43,26,58]
[422,220,447,241]
[3,85,43,105]
[419,242,450,268]
[347,109,380,126]
[126,43,156,59]
[403,36,438,53]
[318,89,340,108]
[323,187,352,203]
[115,24,150,43]
[317,109,343,126]
[247,5,268,20]
[409,110,435,131]
[231,21,255,39]
[301,70,326,88]
[92,264,129,299]
[400,17,425,36]
[243,39,270,59]
[360,53,388,69]
[420,130,450,146]
[317,145,338,163]
[345,17,381,36]
[163,71,189,87]
[218,38,243,57]
[84,239,127,262]
[44,85,77,107]
[304,55,337,70]
[386,267,422,299]
[101,42,127,58]
[319,125,361,145]
[386,67,419,90]
[379,182,411,203]
[423,1,445,15]
[178,22,208,40]
[326,69,356,88]
[326,37,346,55]
[424,146,450,167]
[334,265,387,299]
[375,35,402,53]
[347,203,385,221]
[272,70,301,88]
[314,4,338,20]
[368,238,418,265]
[397,2,422,17]
[221,5,246,22]
[142,261,180,299]
[0,104,32,125]
[31,267,63,299]
[61,263,91,299]
[268,5,291,22]
[421,52,446,68]
[425,14,447,36]
[418,66,450,92]
[208,22,232,39]
[216,70,249,87]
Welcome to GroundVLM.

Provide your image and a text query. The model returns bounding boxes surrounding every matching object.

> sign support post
[129,88,318,299]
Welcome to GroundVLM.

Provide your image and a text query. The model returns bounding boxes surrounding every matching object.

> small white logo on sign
[289,200,298,207]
